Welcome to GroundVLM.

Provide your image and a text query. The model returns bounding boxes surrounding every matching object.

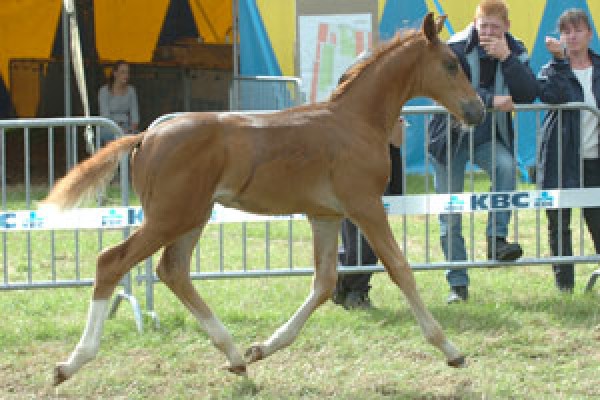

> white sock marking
[61,300,108,376]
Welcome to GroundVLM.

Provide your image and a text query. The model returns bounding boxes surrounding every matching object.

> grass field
[1,177,600,399]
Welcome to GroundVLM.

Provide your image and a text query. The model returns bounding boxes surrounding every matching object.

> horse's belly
[216,187,342,217]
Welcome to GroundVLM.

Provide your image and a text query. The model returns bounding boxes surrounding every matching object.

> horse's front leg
[245,216,341,363]
[349,199,465,367]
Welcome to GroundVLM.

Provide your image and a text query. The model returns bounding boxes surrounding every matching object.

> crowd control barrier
[0,117,148,332]
[2,104,600,332]
[229,76,304,111]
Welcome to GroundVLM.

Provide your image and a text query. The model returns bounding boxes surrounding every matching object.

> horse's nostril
[462,101,485,126]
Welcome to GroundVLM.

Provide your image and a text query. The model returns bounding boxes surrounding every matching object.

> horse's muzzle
[461,99,486,126]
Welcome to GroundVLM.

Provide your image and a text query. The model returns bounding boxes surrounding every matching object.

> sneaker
[342,291,373,310]
[487,237,523,261]
[447,286,468,304]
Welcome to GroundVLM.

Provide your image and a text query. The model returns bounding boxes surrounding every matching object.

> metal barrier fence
[229,76,304,111]
[0,117,148,331]
[134,103,600,325]
[2,104,600,332]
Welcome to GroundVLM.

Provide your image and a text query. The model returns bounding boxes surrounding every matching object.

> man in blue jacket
[428,0,538,303]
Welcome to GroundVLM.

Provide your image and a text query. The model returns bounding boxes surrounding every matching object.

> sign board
[296,0,378,103]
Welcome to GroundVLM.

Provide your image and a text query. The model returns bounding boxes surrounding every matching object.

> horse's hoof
[447,355,466,368]
[244,344,264,364]
[53,364,69,386]
[223,363,248,377]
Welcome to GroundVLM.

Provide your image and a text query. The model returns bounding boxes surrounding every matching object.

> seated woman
[98,60,139,146]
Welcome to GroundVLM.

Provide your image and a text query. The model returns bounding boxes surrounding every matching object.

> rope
[63,0,95,154]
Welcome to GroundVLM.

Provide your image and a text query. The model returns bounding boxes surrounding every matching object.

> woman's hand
[545,36,566,59]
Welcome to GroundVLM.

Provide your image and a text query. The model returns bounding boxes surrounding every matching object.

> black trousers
[336,145,403,294]
[547,159,600,288]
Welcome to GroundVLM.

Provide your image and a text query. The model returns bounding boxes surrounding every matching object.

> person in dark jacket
[330,50,405,309]
[428,0,538,304]
[333,119,404,309]
[538,9,600,292]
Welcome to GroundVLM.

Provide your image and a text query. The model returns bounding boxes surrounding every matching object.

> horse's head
[418,13,485,126]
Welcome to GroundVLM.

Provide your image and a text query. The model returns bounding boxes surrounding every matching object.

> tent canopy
[0,0,233,120]
[94,0,232,62]
[0,0,232,114]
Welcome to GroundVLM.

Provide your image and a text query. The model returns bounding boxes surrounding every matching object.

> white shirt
[573,66,599,159]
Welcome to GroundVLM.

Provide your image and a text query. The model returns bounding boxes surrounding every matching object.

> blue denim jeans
[431,139,517,288]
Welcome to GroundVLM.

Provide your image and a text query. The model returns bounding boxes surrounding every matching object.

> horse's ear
[435,15,447,35]
[422,12,439,43]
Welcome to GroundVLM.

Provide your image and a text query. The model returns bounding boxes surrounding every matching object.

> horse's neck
[332,42,421,133]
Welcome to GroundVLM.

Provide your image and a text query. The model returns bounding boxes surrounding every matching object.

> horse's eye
[445,60,458,74]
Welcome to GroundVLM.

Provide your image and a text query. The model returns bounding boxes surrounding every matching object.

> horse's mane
[330,29,421,101]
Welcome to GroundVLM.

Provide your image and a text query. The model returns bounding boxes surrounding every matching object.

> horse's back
[131,107,373,217]
[213,108,346,215]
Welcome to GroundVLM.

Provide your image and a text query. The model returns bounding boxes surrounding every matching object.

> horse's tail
[41,133,145,211]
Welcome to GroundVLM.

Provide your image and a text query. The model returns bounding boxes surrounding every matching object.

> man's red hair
[475,0,509,23]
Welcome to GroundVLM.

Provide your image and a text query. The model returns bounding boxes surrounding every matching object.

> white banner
[2,188,600,232]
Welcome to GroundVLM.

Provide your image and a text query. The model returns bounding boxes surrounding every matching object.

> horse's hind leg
[54,224,166,386]
[156,226,246,375]
[245,216,340,363]
[349,201,464,366]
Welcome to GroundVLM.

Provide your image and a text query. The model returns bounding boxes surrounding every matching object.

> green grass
[1,177,600,398]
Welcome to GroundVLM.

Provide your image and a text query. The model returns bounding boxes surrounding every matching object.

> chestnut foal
[45,13,483,385]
